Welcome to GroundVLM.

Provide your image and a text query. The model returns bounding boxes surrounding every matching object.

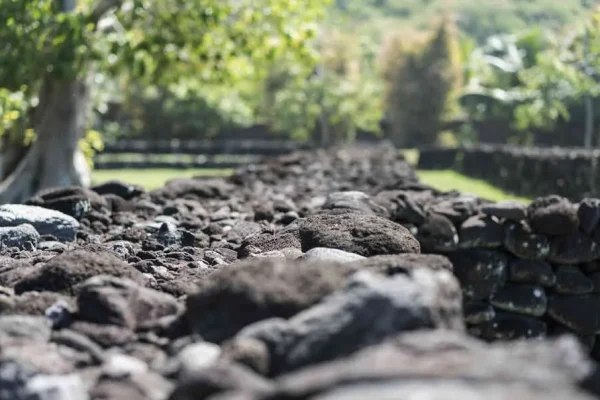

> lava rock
[578,198,600,234]
[417,213,458,252]
[26,186,107,220]
[463,301,496,324]
[300,247,365,263]
[238,269,463,374]
[547,295,600,335]
[447,250,508,300]
[14,250,145,296]
[508,259,556,287]
[349,253,453,276]
[77,275,182,330]
[548,232,600,264]
[91,180,145,200]
[481,200,528,221]
[489,284,547,317]
[504,221,550,260]
[0,224,39,250]
[470,311,547,340]
[430,195,479,224]
[528,195,579,235]
[322,191,389,217]
[0,204,79,242]
[298,213,420,256]
[185,258,358,343]
[554,265,594,295]
[0,315,51,342]
[458,215,504,248]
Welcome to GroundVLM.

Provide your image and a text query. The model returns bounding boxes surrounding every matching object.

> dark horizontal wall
[418,145,600,201]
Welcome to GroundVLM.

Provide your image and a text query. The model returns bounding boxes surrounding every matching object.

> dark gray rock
[549,232,600,264]
[186,258,358,343]
[447,250,508,300]
[508,259,556,287]
[417,213,458,252]
[481,200,528,221]
[0,224,39,250]
[547,295,600,335]
[489,284,547,317]
[504,221,550,260]
[470,311,547,340]
[91,180,145,200]
[299,213,420,256]
[430,195,479,224]
[238,269,464,374]
[37,241,67,253]
[463,301,496,324]
[0,204,79,242]
[554,265,594,295]
[322,191,389,217]
[578,198,600,234]
[348,253,453,276]
[156,223,195,247]
[300,248,365,263]
[528,195,579,235]
[458,215,504,248]
[77,275,182,330]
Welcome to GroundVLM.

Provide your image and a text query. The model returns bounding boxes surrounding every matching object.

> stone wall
[417,145,600,201]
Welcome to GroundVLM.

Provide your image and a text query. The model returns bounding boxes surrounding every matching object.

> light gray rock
[0,224,39,250]
[0,205,78,242]
[24,374,88,400]
[301,248,365,263]
[0,315,51,343]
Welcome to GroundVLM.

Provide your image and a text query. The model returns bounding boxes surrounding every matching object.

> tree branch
[90,0,124,25]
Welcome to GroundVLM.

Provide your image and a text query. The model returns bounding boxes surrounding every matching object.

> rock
[508,259,556,287]
[247,331,594,400]
[463,301,496,324]
[299,213,420,256]
[154,178,234,200]
[547,295,600,335]
[238,269,463,374]
[528,195,579,235]
[37,241,67,252]
[504,221,550,260]
[300,248,365,263]
[549,232,600,264]
[458,215,504,248]
[91,370,173,400]
[481,200,528,221]
[70,321,136,348]
[0,315,51,342]
[15,250,145,296]
[23,374,88,400]
[322,191,388,216]
[91,180,145,200]
[554,265,594,295]
[417,213,458,252]
[77,275,182,330]
[489,284,547,317]
[374,191,426,225]
[239,232,301,258]
[186,258,358,342]
[0,204,79,242]
[220,338,270,376]
[348,253,453,276]
[430,195,479,224]
[578,198,600,234]
[0,224,39,250]
[102,353,148,378]
[447,250,508,300]
[470,311,547,340]
[168,361,273,400]
[156,223,195,247]
[26,186,107,220]
[172,342,222,378]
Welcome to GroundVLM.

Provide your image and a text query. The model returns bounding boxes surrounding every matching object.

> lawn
[92,168,233,190]
[417,170,530,203]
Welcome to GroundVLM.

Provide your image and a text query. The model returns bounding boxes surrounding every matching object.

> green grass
[417,170,530,203]
[92,168,233,190]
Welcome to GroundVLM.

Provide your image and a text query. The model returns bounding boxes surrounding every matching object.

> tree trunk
[0,77,91,204]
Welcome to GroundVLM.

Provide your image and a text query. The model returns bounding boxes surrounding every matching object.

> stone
[458,215,504,248]
[91,370,173,400]
[489,284,547,317]
[172,342,222,378]
[186,258,358,342]
[348,253,453,276]
[24,374,88,400]
[238,269,463,374]
[15,250,145,296]
[298,213,420,257]
[0,315,51,342]
[481,200,528,221]
[0,224,39,250]
[504,221,550,260]
[430,195,479,224]
[578,198,600,234]
[219,338,270,376]
[102,353,148,378]
[417,213,458,252]
[37,241,67,253]
[239,232,301,258]
[528,195,579,235]
[470,311,547,340]
[547,295,600,335]
[554,265,594,295]
[463,301,496,324]
[0,204,79,242]
[26,186,109,219]
[77,275,182,330]
[508,259,556,287]
[374,191,426,225]
[447,250,508,300]
[322,191,389,216]
[548,232,600,264]
[91,180,145,200]
[300,248,365,263]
